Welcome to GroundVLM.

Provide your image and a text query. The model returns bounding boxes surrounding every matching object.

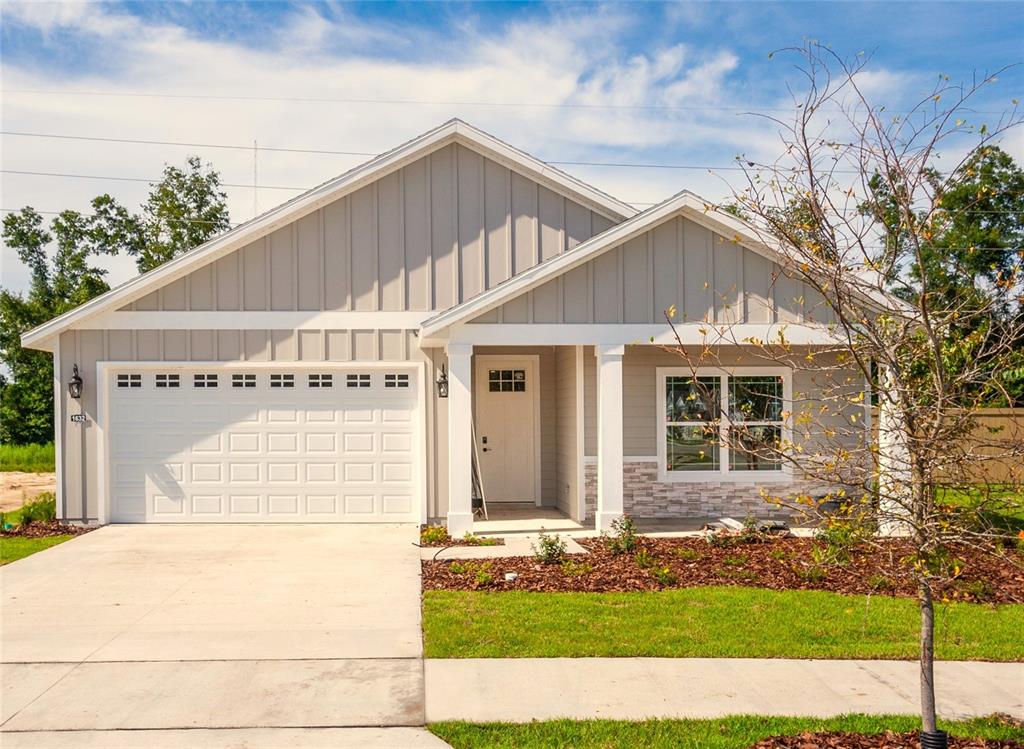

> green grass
[939,485,1024,534]
[0,443,55,473]
[423,588,1024,660]
[0,534,74,565]
[429,714,1024,749]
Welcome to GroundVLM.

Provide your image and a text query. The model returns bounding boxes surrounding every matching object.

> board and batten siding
[554,346,581,519]
[472,216,836,326]
[129,144,613,315]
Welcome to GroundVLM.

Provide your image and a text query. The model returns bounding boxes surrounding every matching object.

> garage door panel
[108,368,419,523]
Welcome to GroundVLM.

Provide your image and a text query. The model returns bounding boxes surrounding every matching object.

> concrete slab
[4,659,423,731]
[424,658,1024,722]
[0,727,452,748]
[0,663,76,724]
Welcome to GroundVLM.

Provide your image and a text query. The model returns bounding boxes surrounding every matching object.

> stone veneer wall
[583,460,824,521]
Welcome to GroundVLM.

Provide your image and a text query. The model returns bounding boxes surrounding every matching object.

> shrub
[531,531,567,564]
[420,525,449,545]
[634,548,655,569]
[448,561,471,575]
[463,532,499,547]
[815,518,872,565]
[560,559,593,578]
[473,564,495,586]
[603,514,639,555]
[959,579,995,601]
[674,547,700,562]
[800,565,828,583]
[650,566,677,586]
[769,547,790,562]
[18,494,56,527]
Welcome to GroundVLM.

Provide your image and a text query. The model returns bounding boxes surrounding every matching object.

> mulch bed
[748,732,1023,748]
[421,535,1024,603]
[1,521,93,539]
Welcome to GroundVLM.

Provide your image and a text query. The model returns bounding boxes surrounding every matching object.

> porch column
[595,344,624,531]
[877,365,911,535]
[446,343,474,536]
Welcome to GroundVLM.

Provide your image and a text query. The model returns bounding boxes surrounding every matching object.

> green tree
[0,157,230,444]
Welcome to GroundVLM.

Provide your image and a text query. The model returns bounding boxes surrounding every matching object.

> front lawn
[423,588,1024,660]
[0,534,74,565]
[430,714,1024,749]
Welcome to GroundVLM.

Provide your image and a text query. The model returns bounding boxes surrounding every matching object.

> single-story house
[21,119,874,534]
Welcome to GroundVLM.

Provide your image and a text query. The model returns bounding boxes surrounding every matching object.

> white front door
[474,356,539,504]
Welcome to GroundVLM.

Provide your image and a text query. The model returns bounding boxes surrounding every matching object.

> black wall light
[436,364,449,398]
[68,364,83,399]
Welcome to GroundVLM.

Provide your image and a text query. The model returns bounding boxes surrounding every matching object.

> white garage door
[105,367,420,523]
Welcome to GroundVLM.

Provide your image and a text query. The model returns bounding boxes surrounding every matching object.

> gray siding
[131,144,612,314]
[555,346,580,519]
[475,216,837,325]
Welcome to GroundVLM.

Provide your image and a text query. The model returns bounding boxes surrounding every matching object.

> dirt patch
[0,472,57,512]
[1,520,92,539]
[422,535,1024,603]
[748,731,1022,748]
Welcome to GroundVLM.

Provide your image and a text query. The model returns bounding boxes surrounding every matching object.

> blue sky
[2,1,1022,291]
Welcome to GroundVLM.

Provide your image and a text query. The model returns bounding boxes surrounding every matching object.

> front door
[474,356,539,504]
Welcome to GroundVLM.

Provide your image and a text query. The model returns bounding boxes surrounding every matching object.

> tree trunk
[919,579,938,734]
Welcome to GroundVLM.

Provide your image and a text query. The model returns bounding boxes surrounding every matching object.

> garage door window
[232,373,257,388]
[155,373,180,388]
[347,373,371,388]
[270,373,295,388]
[385,373,409,388]
[193,373,218,388]
[117,373,142,388]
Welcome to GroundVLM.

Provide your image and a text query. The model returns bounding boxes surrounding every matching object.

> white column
[595,345,624,532]
[446,343,474,536]
[877,365,911,535]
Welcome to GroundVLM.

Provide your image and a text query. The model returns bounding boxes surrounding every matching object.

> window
[270,373,295,388]
[660,369,787,478]
[488,369,526,392]
[308,373,333,388]
[384,373,409,388]
[155,373,180,388]
[232,373,256,388]
[117,373,142,388]
[346,373,371,388]
[193,373,218,388]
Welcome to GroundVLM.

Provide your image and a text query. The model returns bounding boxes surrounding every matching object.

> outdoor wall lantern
[436,364,449,399]
[68,364,83,400]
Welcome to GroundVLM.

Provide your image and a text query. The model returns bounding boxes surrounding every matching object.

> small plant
[603,514,639,555]
[722,553,748,567]
[634,548,655,569]
[705,528,737,547]
[674,547,700,562]
[959,579,995,601]
[867,574,894,592]
[560,559,593,578]
[473,563,495,586]
[532,530,567,564]
[463,532,499,547]
[18,494,56,527]
[448,560,471,575]
[769,547,790,562]
[650,565,677,586]
[721,568,757,583]
[799,565,828,583]
[420,525,449,545]
[815,518,871,565]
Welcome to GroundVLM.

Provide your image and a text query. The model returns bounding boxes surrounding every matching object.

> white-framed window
[193,373,218,388]
[346,373,371,388]
[155,373,180,388]
[384,373,410,389]
[232,373,257,388]
[308,373,333,388]
[270,373,295,388]
[657,367,791,481]
[117,373,142,388]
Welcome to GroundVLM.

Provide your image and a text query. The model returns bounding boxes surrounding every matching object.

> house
[21,119,870,534]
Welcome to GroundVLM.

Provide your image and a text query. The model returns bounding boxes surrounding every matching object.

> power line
[0,169,306,192]
[1,87,1012,116]
[1,207,241,227]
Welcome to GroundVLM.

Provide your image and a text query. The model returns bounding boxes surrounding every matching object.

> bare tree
[665,44,1023,746]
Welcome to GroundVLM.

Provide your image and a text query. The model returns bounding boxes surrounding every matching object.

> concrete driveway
[1,525,448,748]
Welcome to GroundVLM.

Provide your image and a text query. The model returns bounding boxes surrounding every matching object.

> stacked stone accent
[583,461,824,522]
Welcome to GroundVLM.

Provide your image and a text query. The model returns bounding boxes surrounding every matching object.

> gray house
[22,120,867,534]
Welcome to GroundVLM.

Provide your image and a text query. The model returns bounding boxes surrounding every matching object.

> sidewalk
[425,658,1024,722]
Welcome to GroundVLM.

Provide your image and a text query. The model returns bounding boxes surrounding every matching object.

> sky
[2,0,1022,294]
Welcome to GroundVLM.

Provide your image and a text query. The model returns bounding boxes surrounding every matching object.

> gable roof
[419,189,914,341]
[21,119,638,349]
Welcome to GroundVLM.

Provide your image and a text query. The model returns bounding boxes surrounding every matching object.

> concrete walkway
[425,658,1024,722]
[1,525,445,748]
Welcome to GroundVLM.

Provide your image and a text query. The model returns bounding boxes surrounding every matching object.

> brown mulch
[421,535,1024,603]
[748,731,1023,748]
[1,521,93,539]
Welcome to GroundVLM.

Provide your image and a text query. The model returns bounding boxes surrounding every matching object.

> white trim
[21,119,636,350]
[595,345,624,531]
[420,190,914,339]
[52,345,64,520]
[440,322,839,347]
[655,366,793,483]
[574,344,585,522]
[95,360,428,525]
[78,311,432,331]
[446,343,474,535]
[474,354,542,506]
